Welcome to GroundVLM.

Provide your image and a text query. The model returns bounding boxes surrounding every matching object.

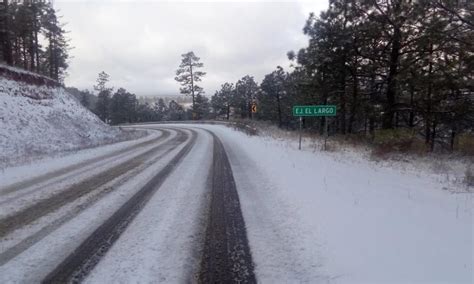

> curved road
[0,125,256,283]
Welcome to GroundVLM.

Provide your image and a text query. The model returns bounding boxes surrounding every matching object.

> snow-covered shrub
[465,164,474,187]
[456,133,474,156]
[430,159,452,175]
[372,129,426,158]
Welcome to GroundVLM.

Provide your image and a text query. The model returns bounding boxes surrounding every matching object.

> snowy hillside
[0,68,135,168]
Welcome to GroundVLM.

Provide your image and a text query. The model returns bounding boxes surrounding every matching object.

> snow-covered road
[0,124,472,283]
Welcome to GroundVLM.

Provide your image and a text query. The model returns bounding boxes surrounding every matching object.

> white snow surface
[0,128,184,282]
[85,128,212,283]
[198,124,473,284]
[0,76,132,168]
[0,123,471,283]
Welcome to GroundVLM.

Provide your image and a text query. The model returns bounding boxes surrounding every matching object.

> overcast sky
[56,0,328,97]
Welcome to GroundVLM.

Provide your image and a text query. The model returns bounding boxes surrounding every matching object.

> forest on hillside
[211,0,473,153]
[1,0,472,153]
[0,0,68,81]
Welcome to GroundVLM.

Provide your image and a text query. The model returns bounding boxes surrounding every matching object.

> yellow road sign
[251,103,257,113]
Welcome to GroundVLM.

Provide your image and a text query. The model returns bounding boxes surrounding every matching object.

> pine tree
[42,3,69,81]
[260,66,288,127]
[211,83,233,120]
[0,1,69,79]
[168,100,185,121]
[194,93,210,120]
[153,98,168,121]
[110,88,138,124]
[94,71,112,122]
[234,75,259,119]
[80,92,90,109]
[0,0,12,65]
[175,51,206,118]
[285,0,473,151]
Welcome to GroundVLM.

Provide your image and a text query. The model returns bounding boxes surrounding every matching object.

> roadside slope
[200,124,473,283]
[0,65,134,167]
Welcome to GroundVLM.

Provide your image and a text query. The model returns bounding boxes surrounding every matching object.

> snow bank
[0,74,133,168]
[0,64,57,85]
[243,120,472,189]
[202,125,473,283]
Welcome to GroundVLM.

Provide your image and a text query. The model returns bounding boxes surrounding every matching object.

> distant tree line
[211,0,473,152]
[71,71,211,125]
[75,52,213,125]
[0,0,69,81]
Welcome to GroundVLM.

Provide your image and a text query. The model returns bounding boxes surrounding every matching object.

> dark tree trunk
[424,117,431,145]
[319,73,328,135]
[364,110,368,134]
[54,57,59,80]
[49,33,54,79]
[338,3,349,134]
[425,43,434,146]
[368,66,377,138]
[450,129,456,152]
[383,26,401,129]
[348,67,358,134]
[33,4,40,72]
[409,80,415,127]
[248,101,252,119]
[29,35,35,71]
[0,0,12,65]
[189,64,195,118]
[339,57,347,134]
[430,119,437,152]
[22,40,28,69]
[276,93,282,128]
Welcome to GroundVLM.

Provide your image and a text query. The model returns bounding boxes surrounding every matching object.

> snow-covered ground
[0,75,139,168]
[0,123,471,283]
[201,124,473,283]
[0,128,185,282]
[85,128,213,283]
[0,127,158,188]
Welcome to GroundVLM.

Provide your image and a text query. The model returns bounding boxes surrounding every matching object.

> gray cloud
[57,0,328,96]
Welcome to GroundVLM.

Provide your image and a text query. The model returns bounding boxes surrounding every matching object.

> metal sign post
[324,117,329,151]
[292,105,337,151]
[299,116,302,150]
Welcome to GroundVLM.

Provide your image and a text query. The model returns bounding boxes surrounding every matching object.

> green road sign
[293,105,337,117]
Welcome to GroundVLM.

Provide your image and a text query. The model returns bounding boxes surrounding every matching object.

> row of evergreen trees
[74,72,211,125]
[0,0,69,81]
[211,0,473,152]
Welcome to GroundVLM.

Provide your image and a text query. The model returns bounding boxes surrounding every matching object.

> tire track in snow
[0,129,171,209]
[0,129,169,198]
[198,129,256,283]
[0,128,189,265]
[42,127,197,283]
[0,128,186,238]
